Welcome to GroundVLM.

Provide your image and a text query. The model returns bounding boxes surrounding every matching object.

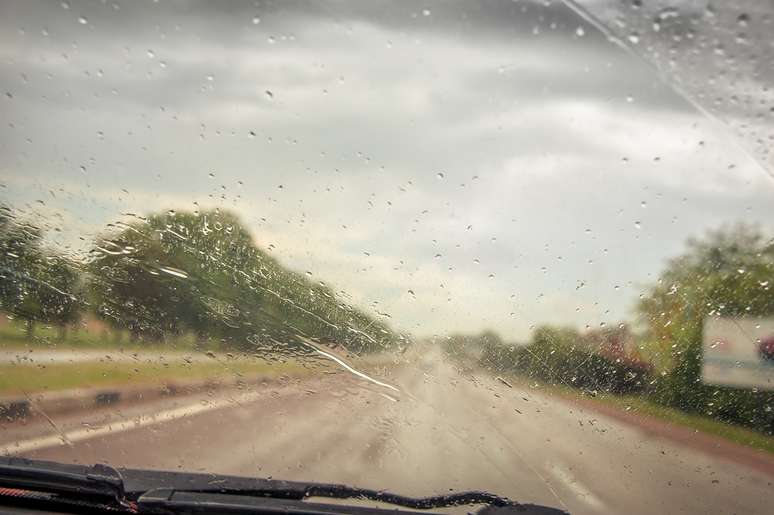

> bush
[481,325,653,395]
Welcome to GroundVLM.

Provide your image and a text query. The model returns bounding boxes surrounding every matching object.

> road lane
[2,354,773,515]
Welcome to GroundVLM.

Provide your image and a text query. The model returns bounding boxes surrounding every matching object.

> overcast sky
[1,0,773,341]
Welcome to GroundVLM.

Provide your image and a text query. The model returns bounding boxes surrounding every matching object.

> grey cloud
[1,0,772,339]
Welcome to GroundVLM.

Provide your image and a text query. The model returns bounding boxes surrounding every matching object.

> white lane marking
[547,464,606,512]
[0,391,264,455]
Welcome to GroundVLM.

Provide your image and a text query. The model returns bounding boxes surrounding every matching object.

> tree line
[444,223,774,436]
[0,204,403,354]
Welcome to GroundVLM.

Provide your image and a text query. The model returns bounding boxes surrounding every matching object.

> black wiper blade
[0,462,129,508]
[277,483,513,509]
[137,483,568,514]
[137,488,568,515]
[0,458,568,514]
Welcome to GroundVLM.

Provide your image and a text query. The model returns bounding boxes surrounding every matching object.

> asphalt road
[2,351,773,515]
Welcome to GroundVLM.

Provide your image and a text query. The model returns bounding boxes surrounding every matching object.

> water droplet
[208,171,216,178]
[61,1,70,9]
[265,90,274,99]
[436,171,445,179]
[575,26,585,37]
[407,289,416,298]
[252,16,261,25]
[79,165,86,174]
[627,33,640,44]
[737,13,749,27]
[146,49,155,58]
[634,221,641,229]
[657,7,679,21]
[640,200,647,208]
[158,266,188,279]
[422,8,431,17]
[78,16,88,25]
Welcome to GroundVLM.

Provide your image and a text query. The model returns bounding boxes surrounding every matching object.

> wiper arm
[0,462,129,509]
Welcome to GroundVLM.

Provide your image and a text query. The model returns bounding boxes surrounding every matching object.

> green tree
[638,223,774,432]
[0,206,82,338]
[88,208,398,353]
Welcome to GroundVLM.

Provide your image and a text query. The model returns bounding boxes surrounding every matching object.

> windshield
[1,1,772,514]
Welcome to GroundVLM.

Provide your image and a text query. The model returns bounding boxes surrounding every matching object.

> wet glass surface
[1,2,773,514]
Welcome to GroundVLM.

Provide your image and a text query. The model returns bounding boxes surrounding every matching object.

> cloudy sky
[1,0,773,341]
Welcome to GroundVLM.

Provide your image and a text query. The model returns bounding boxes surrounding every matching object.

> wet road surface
[2,352,773,515]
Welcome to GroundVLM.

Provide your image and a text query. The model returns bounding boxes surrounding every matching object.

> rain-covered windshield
[1,1,773,514]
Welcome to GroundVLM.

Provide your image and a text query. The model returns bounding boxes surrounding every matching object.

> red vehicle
[759,336,774,362]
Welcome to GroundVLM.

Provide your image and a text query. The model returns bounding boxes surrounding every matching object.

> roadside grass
[533,379,774,455]
[0,359,310,396]
[0,319,388,397]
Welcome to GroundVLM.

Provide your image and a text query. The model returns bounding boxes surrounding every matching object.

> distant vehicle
[759,336,774,362]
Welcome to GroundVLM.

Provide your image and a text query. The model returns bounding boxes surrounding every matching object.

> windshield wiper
[136,487,567,514]
[0,461,132,512]
[0,458,568,514]
[0,462,126,502]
